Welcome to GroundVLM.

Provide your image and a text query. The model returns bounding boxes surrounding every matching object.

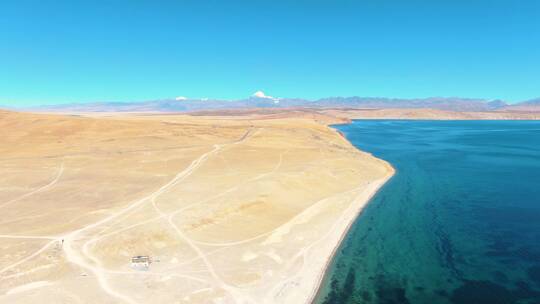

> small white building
[131,256,151,271]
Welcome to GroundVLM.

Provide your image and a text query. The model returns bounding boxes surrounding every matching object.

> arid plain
[0,110,393,304]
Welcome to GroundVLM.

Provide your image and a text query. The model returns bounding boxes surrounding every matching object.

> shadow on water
[321,271,411,304]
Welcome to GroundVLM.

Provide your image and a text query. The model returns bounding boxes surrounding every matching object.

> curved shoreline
[307,175,394,304]
[304,123,395,304]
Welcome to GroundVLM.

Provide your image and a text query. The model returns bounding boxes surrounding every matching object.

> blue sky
[1,0,539,106]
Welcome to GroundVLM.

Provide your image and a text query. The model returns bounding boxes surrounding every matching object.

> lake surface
[316,120,540,304]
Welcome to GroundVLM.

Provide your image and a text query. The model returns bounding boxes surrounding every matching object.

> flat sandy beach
[0,109,393,304]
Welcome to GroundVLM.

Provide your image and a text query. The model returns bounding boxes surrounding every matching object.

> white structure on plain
[131,255,151,271]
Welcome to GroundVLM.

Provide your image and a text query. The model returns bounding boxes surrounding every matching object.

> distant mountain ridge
[502,98,540,112]
[23,95,540,113]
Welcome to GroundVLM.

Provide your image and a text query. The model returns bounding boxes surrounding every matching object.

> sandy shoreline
[302,124,395,304]
[276,121,396,304]
[259,122,396,304]
[305,171,395,304]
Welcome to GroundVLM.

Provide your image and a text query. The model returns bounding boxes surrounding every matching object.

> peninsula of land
[0,109,393,304]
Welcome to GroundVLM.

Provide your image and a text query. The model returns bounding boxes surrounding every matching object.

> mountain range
[23,95,540,113]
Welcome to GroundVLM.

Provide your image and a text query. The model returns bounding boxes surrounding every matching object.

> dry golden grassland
[0,110,392,304]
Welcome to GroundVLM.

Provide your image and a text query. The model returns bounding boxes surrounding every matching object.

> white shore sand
[274,172,394,304]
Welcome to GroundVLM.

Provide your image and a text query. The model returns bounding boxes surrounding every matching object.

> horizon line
[3,94,538,109]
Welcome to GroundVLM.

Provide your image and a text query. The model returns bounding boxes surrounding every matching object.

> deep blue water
[316,120,540,304]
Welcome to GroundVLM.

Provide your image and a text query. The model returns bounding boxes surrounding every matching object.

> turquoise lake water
[316,120,540,304]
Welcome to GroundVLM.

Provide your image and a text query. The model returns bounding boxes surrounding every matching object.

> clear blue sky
[1,0,539,106]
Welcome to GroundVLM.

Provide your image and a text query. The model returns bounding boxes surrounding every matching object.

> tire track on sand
[61,129,255,304]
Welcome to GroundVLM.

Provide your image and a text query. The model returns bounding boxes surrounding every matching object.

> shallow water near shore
[315,120,540,304]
